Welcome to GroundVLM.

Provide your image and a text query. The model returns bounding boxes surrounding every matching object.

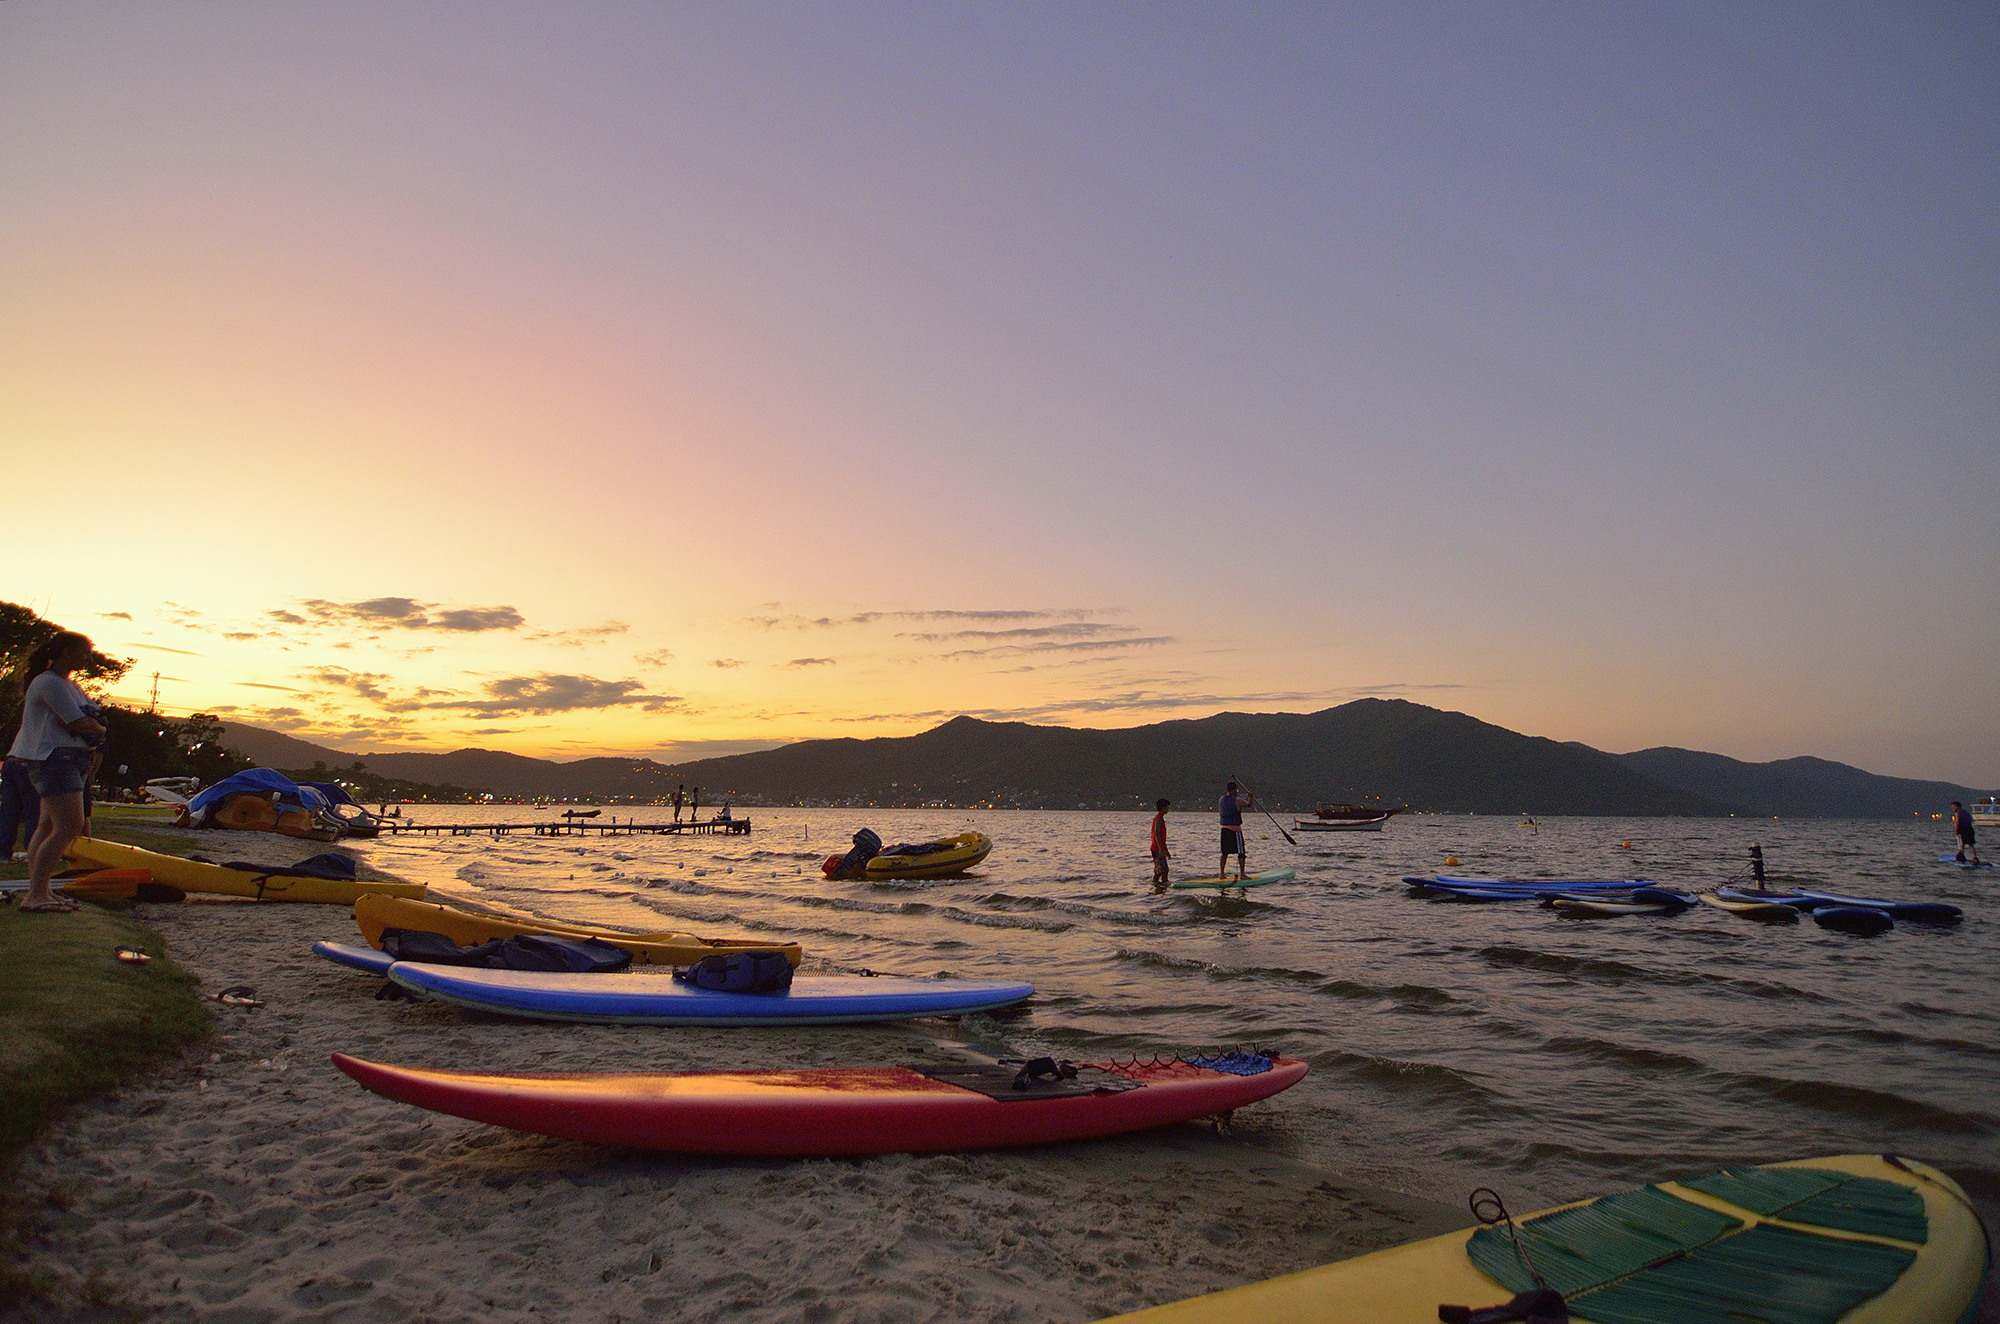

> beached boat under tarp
[182,767,346,840]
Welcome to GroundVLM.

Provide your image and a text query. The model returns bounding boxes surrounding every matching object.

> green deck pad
[1568,1223,1918,1324]
[1468,1185,1743,1296]
[1678,1167,1928,1243]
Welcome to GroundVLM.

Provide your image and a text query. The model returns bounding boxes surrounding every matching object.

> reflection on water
[358,807,1996,1208]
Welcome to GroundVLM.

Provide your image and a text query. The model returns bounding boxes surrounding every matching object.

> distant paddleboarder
[1218,782,1252,881]
[1951,801,1979,865]
[1150,799,1171,885]
[1748,843,1767,890]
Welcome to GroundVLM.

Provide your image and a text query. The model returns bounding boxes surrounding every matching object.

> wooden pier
[375,817,751,838]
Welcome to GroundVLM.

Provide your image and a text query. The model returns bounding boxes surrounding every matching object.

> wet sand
[7,826,1467,1323]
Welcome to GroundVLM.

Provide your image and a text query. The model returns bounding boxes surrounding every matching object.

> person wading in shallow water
[1217,781,1251,881]
[9,632,108,913]
[1150,799,1172,886]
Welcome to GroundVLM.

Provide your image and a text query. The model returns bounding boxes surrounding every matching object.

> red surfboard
[332,1053,1308,1156]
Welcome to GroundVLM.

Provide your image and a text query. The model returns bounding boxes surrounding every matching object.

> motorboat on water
[1294,814,1390,832]
[1294,803,1404,832]
[1973,796,1999,827]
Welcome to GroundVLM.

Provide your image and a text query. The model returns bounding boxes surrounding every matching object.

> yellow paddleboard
[1104,1154,1986,1324]
[352,893,803,968]
[66,837,427,905]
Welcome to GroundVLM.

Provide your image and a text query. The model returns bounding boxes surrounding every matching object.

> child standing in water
[1150,799,1171,884]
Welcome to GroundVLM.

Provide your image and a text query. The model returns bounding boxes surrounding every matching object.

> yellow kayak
[66,837,427,905]
[1104,1154,1986,1324]
[862,831,993,879]
[353,893,804,968]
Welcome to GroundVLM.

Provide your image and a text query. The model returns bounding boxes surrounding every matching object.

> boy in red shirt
[1150,799,1171,884]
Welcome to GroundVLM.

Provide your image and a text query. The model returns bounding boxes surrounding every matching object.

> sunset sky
[4,5,1995,783]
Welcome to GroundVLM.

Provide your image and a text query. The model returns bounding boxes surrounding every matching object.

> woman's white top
[8,672,91,760]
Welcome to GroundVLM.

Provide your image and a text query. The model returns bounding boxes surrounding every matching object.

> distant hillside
[625,701,1727,814]
[213,724,363,772]
[215,705,1980,815]
[1610,747,1985,819]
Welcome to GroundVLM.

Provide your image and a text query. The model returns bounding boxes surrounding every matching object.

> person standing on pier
[672,784,685,822]
[690,786,701,822]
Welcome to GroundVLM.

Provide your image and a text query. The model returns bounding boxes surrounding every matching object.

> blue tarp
[302,780,359,808]
[187,768,331,821]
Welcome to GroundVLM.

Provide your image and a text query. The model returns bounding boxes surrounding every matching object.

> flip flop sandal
[19,898,80,913]
[214,986,262,1007]
[115,947,153,964]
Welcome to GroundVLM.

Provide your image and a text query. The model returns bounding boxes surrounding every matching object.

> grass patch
[0,903,211,1157]
[0,900,212,1304]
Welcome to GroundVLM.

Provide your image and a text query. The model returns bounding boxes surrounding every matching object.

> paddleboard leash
[1437,1189,1569,1324]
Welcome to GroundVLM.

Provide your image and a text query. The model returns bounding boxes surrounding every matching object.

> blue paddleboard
[1409,876,1653,893]
[1936,855,1994,869]
[385,964,1035,1025]
[1812,906,1893,936]
[1714,888,1962,924]
[1790,890,1961,923]
[314,940,396,974]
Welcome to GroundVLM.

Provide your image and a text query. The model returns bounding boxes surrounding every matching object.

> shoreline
[5,824,1468,1323]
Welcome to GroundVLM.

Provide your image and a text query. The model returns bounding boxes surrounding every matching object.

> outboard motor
[821,827,883,879]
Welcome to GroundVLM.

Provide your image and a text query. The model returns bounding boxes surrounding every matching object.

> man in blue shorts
[1218,781,1252,880]
[1951,801,1979,865]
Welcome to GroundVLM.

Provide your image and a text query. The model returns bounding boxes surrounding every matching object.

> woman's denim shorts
[26,747,93,797]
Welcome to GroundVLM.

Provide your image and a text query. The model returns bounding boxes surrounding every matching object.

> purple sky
[4,4,1995,781]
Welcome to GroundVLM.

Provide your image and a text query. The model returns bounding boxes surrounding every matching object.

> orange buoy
[1445,855,1460,866]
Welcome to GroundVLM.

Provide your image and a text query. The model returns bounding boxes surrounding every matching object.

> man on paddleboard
[1218,782,1252,880]
[1950,801,1979,865]
[1150,799,1171,885]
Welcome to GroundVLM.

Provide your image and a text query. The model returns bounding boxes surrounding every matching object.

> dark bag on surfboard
[379,929,632,973]
[674,951,794,993]
[492,934,633,973]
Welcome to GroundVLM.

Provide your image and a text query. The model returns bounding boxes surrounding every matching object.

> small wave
[643,879,718,895]
[1819,1026,2000,1062]
[1541,1035,1710,1077]
[784,894,931,917]
[1720,1072,1995,1135]
[1111,949,1460,1010]
[931,905,1073,934]
[1311,1048,1504,1106]
[1324,980,1461,1009]
[1479,945,1834,1003]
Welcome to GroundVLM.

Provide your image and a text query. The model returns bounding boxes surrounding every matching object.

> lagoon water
[358,807,1997,1212]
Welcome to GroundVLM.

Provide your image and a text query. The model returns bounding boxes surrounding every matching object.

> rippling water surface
[356,807,1997,1209]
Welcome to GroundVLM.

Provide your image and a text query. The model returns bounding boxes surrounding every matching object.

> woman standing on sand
[9,632,107,913]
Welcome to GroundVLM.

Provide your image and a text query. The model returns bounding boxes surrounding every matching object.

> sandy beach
[6,825,1466,1323]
